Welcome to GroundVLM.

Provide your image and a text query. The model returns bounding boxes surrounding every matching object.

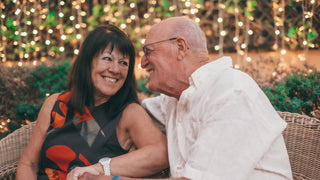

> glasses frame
[142,37,177,57]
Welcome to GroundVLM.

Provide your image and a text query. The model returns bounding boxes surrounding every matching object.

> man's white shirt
[142,56,293,180]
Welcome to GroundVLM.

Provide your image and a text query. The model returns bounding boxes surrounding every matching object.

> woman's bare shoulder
[120,103,151,125]
[123,102,149,117]
[36,93,60,125]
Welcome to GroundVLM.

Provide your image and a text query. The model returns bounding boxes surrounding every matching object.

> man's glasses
[142,37,177,57]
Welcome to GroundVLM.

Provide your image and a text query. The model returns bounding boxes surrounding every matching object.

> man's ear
[176,37,189,61]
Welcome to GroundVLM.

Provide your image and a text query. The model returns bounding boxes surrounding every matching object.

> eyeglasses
[142,37,177,57]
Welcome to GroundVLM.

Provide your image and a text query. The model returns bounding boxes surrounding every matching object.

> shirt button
[177,166,182,170]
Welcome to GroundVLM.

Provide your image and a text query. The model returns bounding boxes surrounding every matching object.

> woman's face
[91,46,129,106]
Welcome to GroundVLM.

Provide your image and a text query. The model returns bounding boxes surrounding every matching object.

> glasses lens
[143,46,147,56]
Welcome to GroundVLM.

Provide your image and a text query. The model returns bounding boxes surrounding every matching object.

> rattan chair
[0,121,35,180]
[0,112,319,179]
[279,111,320,180]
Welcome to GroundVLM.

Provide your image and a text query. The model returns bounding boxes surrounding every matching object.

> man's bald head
[147,16,208,55]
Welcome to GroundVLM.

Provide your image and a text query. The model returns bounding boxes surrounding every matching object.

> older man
[80,16,293,180]
[140,16,292,180]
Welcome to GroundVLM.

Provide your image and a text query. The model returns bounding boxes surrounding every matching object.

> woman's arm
[79,173,190,180]
[67,103,168,180]
[110,103,169,176]
[16,93,59,180]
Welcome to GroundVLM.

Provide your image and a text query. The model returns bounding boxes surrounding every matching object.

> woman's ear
[176,37,189,61]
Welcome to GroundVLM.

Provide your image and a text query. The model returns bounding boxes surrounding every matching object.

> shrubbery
[0,61,157,138]
[0,59,319,138]
[14,62,71,122]
[263,66,320,118]
[0,61,71,138]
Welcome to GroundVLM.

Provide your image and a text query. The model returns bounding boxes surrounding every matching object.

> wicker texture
[0,122,35,180]
[0,112,319,179]
[279,112,320,180]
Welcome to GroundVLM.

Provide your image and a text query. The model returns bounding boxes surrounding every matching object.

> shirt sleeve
[182,89,287,180]
[141,95,167,126]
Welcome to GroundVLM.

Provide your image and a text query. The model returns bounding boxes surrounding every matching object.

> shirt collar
[189,56,233,88]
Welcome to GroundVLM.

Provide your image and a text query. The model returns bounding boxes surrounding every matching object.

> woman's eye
[120,61,129,66]
[102,57,112,61]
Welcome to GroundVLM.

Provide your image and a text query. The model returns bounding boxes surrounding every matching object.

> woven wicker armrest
[278,111,320,180]
[0,122,36,180]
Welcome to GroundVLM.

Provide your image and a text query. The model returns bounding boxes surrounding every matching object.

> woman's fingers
[67,165,101,180]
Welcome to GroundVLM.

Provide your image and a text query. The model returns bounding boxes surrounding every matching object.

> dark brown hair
[67,24,138,116]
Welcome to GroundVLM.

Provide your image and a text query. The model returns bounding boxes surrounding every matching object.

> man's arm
[178,89,286,179]
[79,173,190,180]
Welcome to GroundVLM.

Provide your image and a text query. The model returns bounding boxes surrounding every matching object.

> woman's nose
[108,61,120,73]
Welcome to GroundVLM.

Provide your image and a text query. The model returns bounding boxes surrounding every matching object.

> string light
[0,0,316,66]
[220,30,226,36]
[244,0,252,62]
[280,0,286,58]
[234,0,241,67]
[120,23,126,29]
[273,1,278,52]
[59,46,65,52]
[218,0,224,57]
[0,1,7,62]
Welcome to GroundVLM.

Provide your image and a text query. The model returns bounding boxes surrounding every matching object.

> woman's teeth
[104,77,116,83]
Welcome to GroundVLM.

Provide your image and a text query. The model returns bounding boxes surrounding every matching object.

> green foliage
[27,61,71,101]
[92,3,102,17]
[161,0,171,9]
[287,27,297,38]
[2,0,320,61]
[46,11,58,26]
[308,29,318,41]
[137,75,160,97]
[14,103,41,122]
[263,68,320,117]
[245,0,258,17]
[12,61,71,123]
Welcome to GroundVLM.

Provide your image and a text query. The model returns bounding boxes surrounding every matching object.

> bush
[14,61,71,122]
[0,64,34,132]
[263,67,320,118]
[0,61,71,138]
[137,75,159,97]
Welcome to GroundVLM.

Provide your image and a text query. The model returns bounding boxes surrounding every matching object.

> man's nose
[140,55,149,69]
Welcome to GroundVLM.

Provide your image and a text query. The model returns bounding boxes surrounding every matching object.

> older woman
[16,24,168,180]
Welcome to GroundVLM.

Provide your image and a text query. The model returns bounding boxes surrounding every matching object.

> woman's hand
[67,163,103,180]
[78,173,114,180]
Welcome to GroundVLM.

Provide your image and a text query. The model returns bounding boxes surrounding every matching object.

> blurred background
[0,0,319,139]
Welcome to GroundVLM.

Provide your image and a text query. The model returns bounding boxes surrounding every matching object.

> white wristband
[98,157,112,176]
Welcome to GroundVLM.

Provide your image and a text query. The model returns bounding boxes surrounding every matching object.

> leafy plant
[137,75,160,97]
[263,66,320,117]
[28,61,71,100]
[13,61,71,123]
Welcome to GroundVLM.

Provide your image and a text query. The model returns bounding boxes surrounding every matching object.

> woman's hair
[67,24,138,116]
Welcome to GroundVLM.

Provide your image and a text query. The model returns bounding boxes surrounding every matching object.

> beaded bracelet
[111,175,121,180]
